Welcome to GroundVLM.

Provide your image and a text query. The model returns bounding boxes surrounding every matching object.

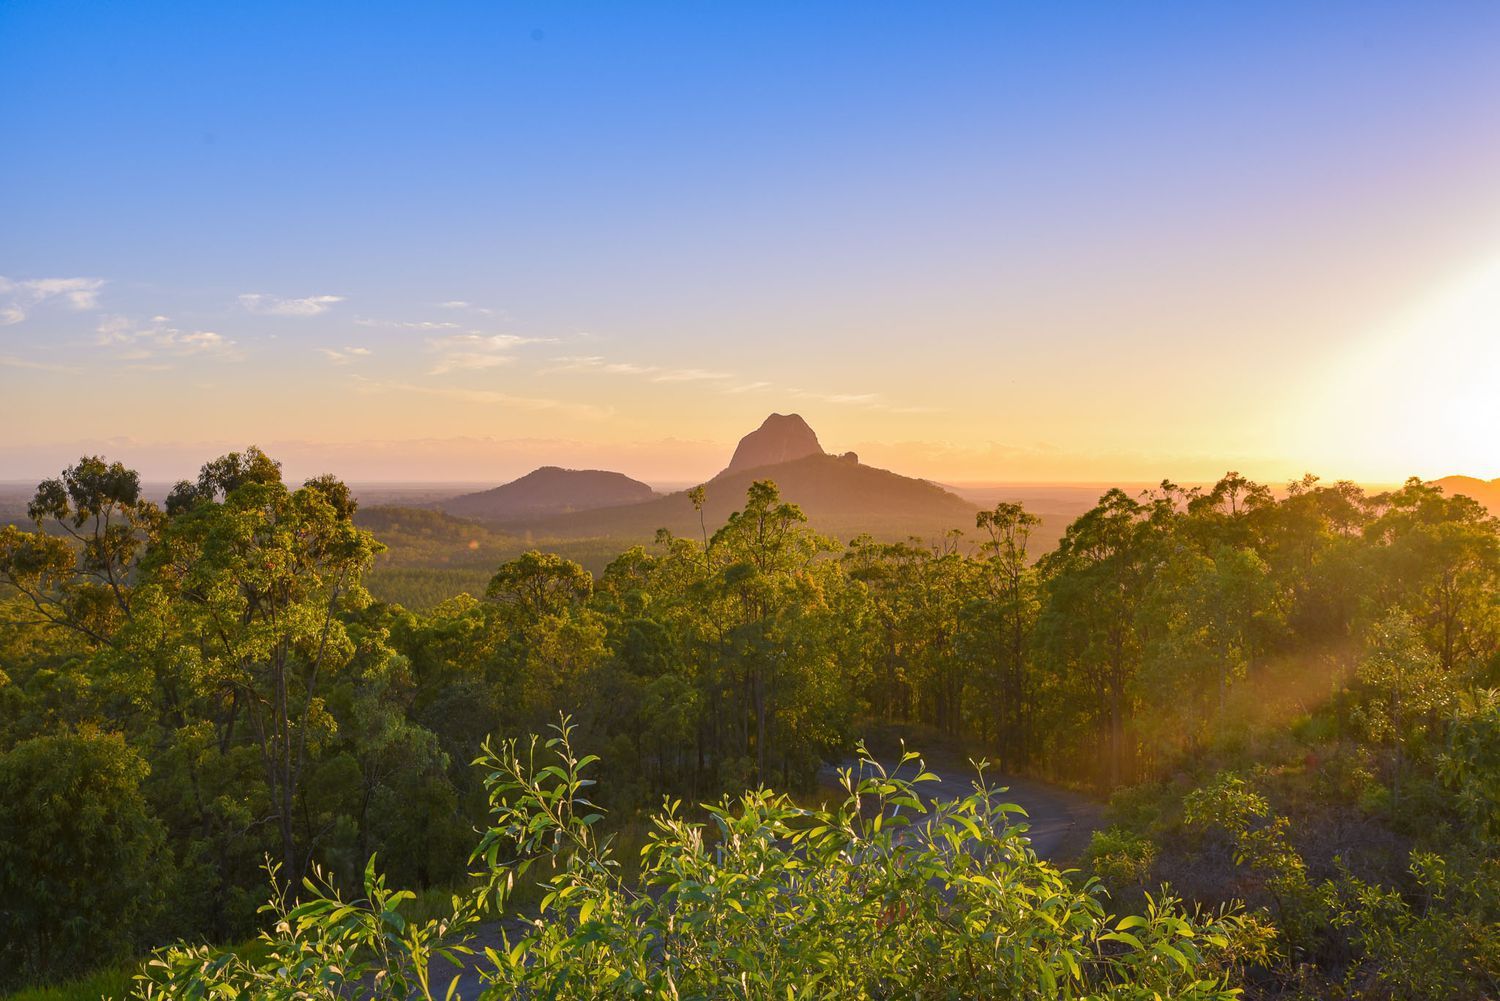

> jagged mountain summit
[720,413,826,476]
[440,466,656,522]
[513,413,978,541]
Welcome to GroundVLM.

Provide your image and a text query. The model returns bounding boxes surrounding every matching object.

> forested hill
[1433,474,1500,515]
[417,414,988,544]
[439,466,656,521]
[510,452,983,541]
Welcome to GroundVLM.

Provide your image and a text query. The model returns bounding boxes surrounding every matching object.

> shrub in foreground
[134,720,1271,999]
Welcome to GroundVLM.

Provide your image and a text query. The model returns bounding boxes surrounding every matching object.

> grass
[3,822,649,1001]
[1,941,271,1001]
[0,966,135,1001]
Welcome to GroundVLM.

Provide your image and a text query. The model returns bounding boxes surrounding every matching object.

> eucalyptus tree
[703,480,839,784]
[973,501,1042,768]
[1036,488,1165,787]
[1363,478,1500,673]
[1259,475,1373,647]
[1136,543,1277,761]
[0,455,162,645]
[1353,608,1454,805]
[138,454,384,881]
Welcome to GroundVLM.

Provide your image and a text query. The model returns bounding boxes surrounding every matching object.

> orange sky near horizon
[5,236,1499,489]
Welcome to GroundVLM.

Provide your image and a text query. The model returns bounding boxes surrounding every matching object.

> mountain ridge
[439,466,656,521]
[510,451,979,542]
[1432,475,1500,516]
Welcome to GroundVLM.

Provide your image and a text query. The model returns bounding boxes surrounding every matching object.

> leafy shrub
[1439,690,1500,840]
[1330,850,1500,1000]
[1183,773,1323,956]
[1185,769,1500,998]
[1104,781,1172,833]
[0,730,168,990]
[134,721,1272,999]
[1085,826,1157,895]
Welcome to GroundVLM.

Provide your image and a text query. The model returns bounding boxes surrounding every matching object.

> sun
[1297,252,1500,481]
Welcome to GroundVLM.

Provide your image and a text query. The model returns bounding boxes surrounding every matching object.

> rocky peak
[721,413,826,476]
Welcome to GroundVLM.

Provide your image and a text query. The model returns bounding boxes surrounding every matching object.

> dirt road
[817,748,1103,861]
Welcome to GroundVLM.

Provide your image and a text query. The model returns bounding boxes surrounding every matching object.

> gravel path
[816,748,1104,862]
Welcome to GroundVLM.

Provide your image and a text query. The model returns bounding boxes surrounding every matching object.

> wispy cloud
[96,315,238,362]
[319,346,373,364]
[0,275,106,324]
[544,354,733,383]
[354,317,460,330]
[547,353,934,414]
[653,367,733,383]
[238,292,345,316]
[544,354,658,376]
[439,300,496,316]
[0,354,74,373]
[350,376,609,419]
[429,333,545,374]
[787,387,944,414]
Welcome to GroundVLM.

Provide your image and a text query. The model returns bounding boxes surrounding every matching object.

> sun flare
[1300,252,1500,480]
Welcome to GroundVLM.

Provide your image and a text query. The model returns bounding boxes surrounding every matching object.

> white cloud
[545,351,935,414]
[652,367,733,383]
[354,317,460,330]
[96,315,237,361]
[319,346,373,364]
[350,376,609,419]
[0,275,106,324]
[544,355,659,376]
[544,354,733,383]
[439,300,495,315]
[786,387,945,414]
[428,333,544,374]
[238,292,345,316]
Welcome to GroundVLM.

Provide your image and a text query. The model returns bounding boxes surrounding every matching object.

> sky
[3,1,1499,487]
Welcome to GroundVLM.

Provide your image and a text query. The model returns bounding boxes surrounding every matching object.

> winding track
[816,748,1103,861]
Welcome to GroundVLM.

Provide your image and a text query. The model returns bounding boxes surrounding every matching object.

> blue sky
[3,2,1499,483]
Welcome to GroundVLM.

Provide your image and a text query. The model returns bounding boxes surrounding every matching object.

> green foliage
[0,964,135,1001]
[1329,850,1500,1000]
[352,506,623,610]
[6,453,1500,997]
[0,730,169,989]
[1085,826,1158,895]
[1184,769,1500,998]
[1183,774,1322,954]
[1438,690,1500,840]
[1352,610,1453,783]
[136,721,1271,999]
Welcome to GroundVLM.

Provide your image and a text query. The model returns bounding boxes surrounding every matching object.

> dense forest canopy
[1,448,1496,999]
